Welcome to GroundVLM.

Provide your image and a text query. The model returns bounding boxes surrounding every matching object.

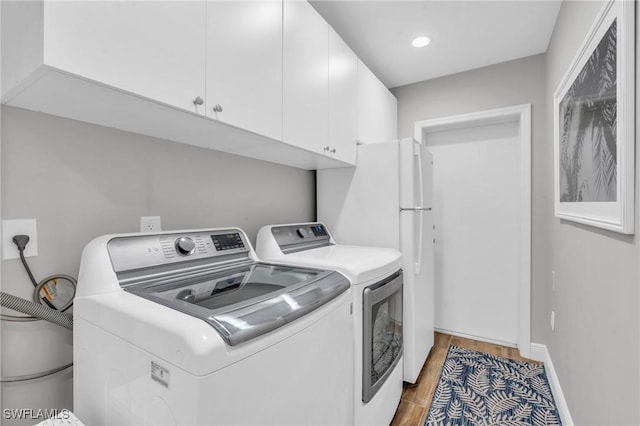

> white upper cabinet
[357,60,398,144]
[206,1,283,141]
[328,28,358,164]
[282,0,329,155]
[1,0,366,170]
[41,1,207,114]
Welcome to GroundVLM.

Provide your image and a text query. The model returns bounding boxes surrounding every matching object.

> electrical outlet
[140,216,161,232]
[552,270,556,292]
[2,219,38,260]
[550,311,555,332]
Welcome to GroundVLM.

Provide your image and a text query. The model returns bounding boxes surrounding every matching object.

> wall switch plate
[2,219,38,260]
[140,216,161,232]
[550,311,555,332]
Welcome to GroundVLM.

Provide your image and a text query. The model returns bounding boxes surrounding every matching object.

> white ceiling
[310,0,562,89]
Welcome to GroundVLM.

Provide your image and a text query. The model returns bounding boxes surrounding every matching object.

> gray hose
[0,292,73,330]
[1,362,73,383]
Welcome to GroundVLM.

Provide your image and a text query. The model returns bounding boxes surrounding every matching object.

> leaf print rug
[425,345,562,425]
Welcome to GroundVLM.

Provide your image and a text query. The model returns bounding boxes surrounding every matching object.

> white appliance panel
[75,294,353,426]
[400,209,434,383]
[317,141,400,250]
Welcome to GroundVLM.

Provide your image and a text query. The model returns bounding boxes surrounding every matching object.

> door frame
[414,104,531,358]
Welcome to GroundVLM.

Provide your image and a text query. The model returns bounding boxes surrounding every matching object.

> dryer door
[362,270,403,403]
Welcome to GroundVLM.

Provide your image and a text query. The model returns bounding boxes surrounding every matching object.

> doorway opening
[414,104,531,357]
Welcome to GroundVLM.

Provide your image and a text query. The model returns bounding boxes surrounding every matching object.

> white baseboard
[529,342,546,362]
[530,343,574,426]
[435,327,517,348]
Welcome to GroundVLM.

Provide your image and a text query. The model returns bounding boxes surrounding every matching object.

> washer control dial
[175,237,196,256]
[296,228,308,238]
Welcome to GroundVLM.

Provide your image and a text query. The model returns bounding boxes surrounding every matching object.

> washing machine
[256,222,403,426]
[73,227,354,425]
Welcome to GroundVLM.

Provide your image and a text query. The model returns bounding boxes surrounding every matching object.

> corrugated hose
[0,292,73,331]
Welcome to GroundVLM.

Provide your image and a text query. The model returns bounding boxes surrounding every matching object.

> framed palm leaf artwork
[554,0,635,234]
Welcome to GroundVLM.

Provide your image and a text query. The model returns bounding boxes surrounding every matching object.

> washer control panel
[212,232,246,251]
[270,223,332,253]
[108,229,250,273]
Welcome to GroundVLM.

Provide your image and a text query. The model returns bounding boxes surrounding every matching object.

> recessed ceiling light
[412,36,431,48]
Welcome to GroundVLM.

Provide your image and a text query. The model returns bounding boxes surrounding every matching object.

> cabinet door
[43,1,207,114]
[357,60,398,143]
[328,28,357,164]
[206,1,282,141]
[283,0,329,154]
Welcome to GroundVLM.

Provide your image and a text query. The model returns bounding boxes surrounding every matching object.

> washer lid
[264,245,402,284]
[124,262,349,346]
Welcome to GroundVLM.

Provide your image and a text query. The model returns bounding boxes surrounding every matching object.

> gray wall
[393,2,640,423]
[392,53,549,345]
[544,1,639,424]
[1,106,315,422]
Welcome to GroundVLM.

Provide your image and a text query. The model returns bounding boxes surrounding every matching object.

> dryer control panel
[108,229,250,273]
[270,223,332,254]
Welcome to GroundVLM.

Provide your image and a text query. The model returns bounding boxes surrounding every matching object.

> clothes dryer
[256,222,403,426]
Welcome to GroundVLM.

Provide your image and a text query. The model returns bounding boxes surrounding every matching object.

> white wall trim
[528,343,546,362]
[414,104,532,358]
[435,327,517,349]
[531,343,574,426]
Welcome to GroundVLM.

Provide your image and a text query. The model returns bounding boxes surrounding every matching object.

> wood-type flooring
[390,332,540,426]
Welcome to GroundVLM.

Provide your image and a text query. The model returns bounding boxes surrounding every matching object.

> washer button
[175,237,196,256]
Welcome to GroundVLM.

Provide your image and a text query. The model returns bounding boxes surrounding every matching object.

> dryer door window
[362,270,403,403]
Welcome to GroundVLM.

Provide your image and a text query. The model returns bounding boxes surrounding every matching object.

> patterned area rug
[425,345,562,425]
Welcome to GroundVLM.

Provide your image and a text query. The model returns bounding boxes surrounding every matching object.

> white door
[356,60,397,144]
[206,1,282,140]
[282,0,329,154]
[328,28,357,164]
[43,1,206,114]
[425,121,521,345]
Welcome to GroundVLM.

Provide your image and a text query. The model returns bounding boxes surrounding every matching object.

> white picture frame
[554,0,635,234]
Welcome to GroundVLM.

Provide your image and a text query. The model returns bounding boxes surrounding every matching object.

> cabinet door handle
[213,104,223,113]
[330,148,336,154]
[193,96,204,106]
[323,146,330,152]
